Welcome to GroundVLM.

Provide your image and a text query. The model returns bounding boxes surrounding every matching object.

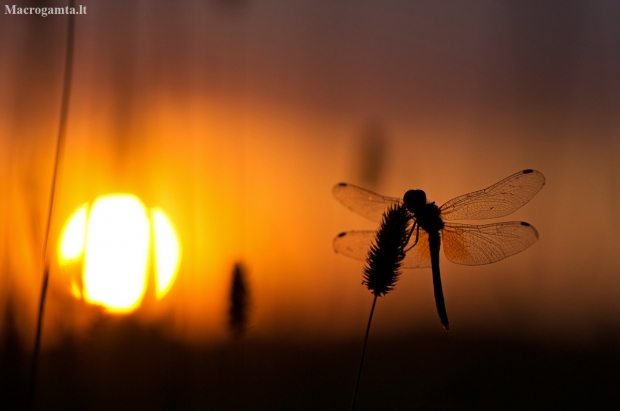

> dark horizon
[3,309,620,410]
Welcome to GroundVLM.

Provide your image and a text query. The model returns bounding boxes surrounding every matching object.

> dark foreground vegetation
[2,314,620,410]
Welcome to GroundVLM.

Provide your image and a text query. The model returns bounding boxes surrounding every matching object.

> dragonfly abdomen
[428,231,449,331]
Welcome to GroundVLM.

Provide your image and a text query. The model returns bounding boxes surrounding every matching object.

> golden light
[58,194,181,313]
[152,208,180,299]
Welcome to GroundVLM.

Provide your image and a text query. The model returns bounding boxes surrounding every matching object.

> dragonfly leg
[404,223,420,252]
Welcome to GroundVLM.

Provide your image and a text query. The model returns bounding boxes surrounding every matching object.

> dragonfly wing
[333,230,431,268]
[439,169,545,221]
[441,222,539,266]
[333,231,375,262]
[333,183,401,223]
[403,228,432,268]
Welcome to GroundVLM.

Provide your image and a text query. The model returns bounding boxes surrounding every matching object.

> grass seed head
[362,204,412,297]
[228,262,251,339]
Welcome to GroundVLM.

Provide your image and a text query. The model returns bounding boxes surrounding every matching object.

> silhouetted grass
[352,203,412,410]
[28,1,76,409]
[357,119,388,188]
[1,300,26,410]
[228,262,251,340]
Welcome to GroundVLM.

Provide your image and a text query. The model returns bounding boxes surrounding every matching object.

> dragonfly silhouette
[333,169,545,330]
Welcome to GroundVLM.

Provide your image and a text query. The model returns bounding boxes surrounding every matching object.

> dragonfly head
[403,189,427,213]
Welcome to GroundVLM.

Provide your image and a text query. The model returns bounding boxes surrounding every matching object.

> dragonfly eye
[403,189,426,211]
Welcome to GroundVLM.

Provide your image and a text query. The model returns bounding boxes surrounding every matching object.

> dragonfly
[333,169,545,330]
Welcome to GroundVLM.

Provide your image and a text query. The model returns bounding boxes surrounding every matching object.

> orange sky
[1,0,619,348]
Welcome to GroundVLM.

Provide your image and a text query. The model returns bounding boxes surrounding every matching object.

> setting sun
[58,194,181,313]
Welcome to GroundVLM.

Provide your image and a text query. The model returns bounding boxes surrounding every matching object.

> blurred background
[1,0,619,409]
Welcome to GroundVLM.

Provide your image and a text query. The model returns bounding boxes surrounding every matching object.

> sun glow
[59,194,181,313]
[83,195,150,312]
[59,204,87,260]
[152,208,180,299]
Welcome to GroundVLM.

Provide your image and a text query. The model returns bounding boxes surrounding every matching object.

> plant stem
[351,294,378,411]
[27,1,76,409]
